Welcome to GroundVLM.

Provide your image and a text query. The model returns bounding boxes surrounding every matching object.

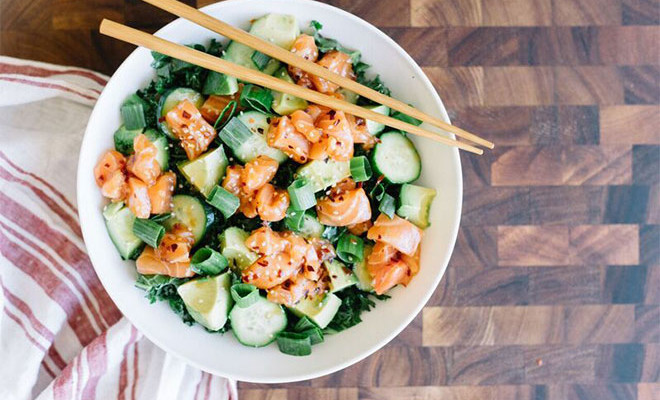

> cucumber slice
[157,88,204,138]
[371,132,421,184]
[144,129,170,171]
[221,13,298,78]
[219,227,259,270]
[230,296,287,347]
[271,67,307,115]
[177,272,233,331]
[164,195,208,244]
[354,244,374,292]
[224,41,281,76]
[324,260,358,293]
[396,184,437,229]
[287,212,324,238]
[113,125,142,155]
[203,71,239,96]
[177,146,229,198]
[231,111,288,163]
[113,127,170,170]
[337,88,359,104]
[296,159,350,192]
[102,202,144,260]
[250,14,300,50]
[363,104,390,135]
[289,293,341,329]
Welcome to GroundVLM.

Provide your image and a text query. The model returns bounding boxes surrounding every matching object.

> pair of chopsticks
[100,0,494,155]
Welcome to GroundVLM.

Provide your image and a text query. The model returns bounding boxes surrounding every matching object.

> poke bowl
[77,0,462,383]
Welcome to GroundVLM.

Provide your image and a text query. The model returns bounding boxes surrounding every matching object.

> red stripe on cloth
[0,163,82,237]
[118,326,139,400]
[75,352,84,398]
[225,379,234,400]
[203,372,212,400]
[0,77,99,101]
[0,215,107,334]
[0,151,78,214]
[1,282,55,341]
[131,341,139,400]
[81,339,106,398]
[47,344,68,371]
[193,372,205,400]
[3,307,47,352]
[0,223,100,345]
[0,62,108,86]
[0,191,121,329]
[0,281,68,370]
[80,330,109,400]
[53,352,74,400]
[43,361,57,379]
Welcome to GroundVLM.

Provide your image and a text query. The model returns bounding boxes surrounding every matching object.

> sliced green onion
[276,332,312,356]
[207,186,240,219]
[213,100,238,130]
[230,283,260,308]
[190,247,228,275]
[149,213,171,224]
[287,180,316,211]
[251,51,271,70]
[391,109,423,127]
[350,156,372,182]
[121,103,146,130]
[379,193,396,218]
[239,84,273,114]
[336,233,364,263]
[203,71,239,96]
[284,208,307,231]
[293,316,324,345]
[369,182,387,201]
[299,327,324,345]
[132,218,165,248]
[293,316,318,332]
[218,117,254,151]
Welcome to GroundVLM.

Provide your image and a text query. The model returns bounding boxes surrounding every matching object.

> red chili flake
[277,269,282,278]
[257,260,269,266]
[306,265,315,272]
[158,116,166,123]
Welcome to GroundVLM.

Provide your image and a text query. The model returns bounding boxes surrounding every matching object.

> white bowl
[77,0,462,383]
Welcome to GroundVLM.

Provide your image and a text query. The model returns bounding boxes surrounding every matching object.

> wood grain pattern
[1,0,658,398]
[601,106,660,144]
[491,146,632,186]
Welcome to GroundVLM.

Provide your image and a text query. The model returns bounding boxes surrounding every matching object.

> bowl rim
[77,0,463,382]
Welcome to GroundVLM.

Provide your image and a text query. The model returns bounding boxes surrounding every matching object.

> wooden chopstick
[139,0,494,150]
[99,19,483,155]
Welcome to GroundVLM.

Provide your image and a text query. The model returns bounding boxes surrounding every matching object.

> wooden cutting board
[2,0,657,398]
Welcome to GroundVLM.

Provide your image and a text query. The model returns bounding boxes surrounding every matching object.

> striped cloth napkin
[0,56,237,400]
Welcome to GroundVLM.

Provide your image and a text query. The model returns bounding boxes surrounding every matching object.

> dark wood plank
[1,0,658,395]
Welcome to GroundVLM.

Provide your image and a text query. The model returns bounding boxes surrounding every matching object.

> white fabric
[0,56,237,400]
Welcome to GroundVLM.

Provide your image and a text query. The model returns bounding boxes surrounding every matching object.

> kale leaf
[325,286,389,333]
[309,20,361,64]
[135,274,195,325]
